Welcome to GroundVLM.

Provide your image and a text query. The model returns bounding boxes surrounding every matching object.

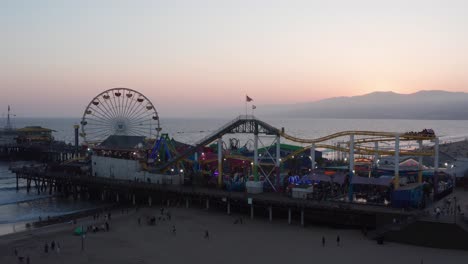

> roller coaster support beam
[434,137,439,196]
[276,135,281,187]
[394,134,400,189]
[374,142,379,167]
[218,137,223,188]
[194,152,199,172]
[348,134,355,202]
[310,144,316,171]
[254,126,259,181]
[418,140,423,183]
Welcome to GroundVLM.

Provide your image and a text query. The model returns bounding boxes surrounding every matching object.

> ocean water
[2,116,468,235]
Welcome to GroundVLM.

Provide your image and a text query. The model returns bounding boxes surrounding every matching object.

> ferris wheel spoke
[86,115,113,125]
[129,122,155,130]
[95,97,117,120]
[126,101,145,121]
[125,93,140,119]
[111,91,122,118]
[128,104,150,121]
[122,91,132,118]
[129,114,155,125]
[88,109,113,123]
[125,97,140,120]
[127,96,150,120]
[107,93,121,119]
[102,94,120,119]
[116,88,124,118]
[85,123,113,130]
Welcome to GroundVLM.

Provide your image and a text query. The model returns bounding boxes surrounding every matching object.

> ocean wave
[0,195,55,206]
[0,206,105,224]
[0,186,27,191]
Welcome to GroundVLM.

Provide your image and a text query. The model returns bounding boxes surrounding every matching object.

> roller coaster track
[157,116,436,172]
[281,130,435,144]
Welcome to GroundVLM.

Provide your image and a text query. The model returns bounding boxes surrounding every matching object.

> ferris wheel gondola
[80,88,161,144]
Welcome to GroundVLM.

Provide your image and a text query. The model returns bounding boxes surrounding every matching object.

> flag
[252,105,256,109]
[246,95,253,102]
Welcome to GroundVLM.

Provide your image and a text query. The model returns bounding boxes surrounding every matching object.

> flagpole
[245,99,247,117]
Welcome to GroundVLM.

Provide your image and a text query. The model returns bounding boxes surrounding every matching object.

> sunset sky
[1,0,467,117]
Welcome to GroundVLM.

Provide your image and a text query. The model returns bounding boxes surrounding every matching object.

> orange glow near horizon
[1,1,467,117]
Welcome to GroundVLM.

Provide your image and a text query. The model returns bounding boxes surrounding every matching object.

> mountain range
[260,90,468,120]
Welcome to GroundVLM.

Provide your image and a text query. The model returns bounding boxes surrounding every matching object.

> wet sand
[1,207,467,264]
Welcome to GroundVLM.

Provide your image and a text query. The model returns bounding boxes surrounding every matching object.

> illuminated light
[133,152,136,155]
[170,168,174,172]
[223,158,226,161]
[201,152,205,156]
[250,162,254,165]
[259,154,262,157]
[344,158,348,161]
[279,158,282,162]
[292,156,295,158]
[180,169,184,173]
[87,148,91,151]
[444,162,448,167]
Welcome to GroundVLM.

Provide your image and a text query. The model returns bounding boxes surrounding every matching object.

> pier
[13,166,418,229]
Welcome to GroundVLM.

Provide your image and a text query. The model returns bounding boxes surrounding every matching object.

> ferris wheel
[80,88,161,144]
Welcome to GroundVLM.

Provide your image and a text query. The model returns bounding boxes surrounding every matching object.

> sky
[1,0,467,117]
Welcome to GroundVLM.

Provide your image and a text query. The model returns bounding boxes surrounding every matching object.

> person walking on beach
[172,225,176,235]
[26,255,30,264]
[336,235,340,246]
[51,241,55,251]
[14,248,18,256]
[322,236,325,247]
[204,230,210,240]
[56,242,61,254]
[138,217,141,226]
[44,243,48,253]
[105,221,109,232]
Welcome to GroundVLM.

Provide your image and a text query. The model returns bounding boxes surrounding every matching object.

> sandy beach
[1,206,467,264]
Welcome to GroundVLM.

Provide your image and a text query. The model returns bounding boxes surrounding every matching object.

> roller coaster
[156,115,438,183]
